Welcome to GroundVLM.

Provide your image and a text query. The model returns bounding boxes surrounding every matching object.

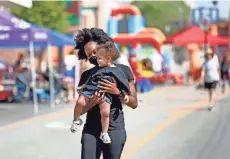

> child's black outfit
[80,66,130,103]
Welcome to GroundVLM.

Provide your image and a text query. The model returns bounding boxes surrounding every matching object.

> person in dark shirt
[71,28,138,159]
[220,53,230,93]
[14,53,26,72]
[71,42,130,144]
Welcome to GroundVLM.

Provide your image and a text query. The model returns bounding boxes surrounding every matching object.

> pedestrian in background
[220,52,230,93]
[201,48,220,111]
[64,51,77,101]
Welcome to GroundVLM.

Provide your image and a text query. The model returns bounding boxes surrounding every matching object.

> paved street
[0,86,230,159]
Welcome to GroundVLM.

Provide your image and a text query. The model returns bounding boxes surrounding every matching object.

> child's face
[96,48,111,67]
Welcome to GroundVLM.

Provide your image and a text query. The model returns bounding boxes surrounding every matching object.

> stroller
[36,70,69,104]
[14,69,68,104]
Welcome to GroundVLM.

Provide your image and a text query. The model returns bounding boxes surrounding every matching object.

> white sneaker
[70,118,83,133]
[208,105,215,111]
[100,132,111,144]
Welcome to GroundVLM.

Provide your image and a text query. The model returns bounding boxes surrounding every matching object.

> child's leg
[71,94,91,133]
[99,101,110,133]
[74,94,90,121]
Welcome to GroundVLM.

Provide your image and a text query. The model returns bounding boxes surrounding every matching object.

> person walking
[201,48,220,111]
[220,53,230,93]
[72,28,138,159]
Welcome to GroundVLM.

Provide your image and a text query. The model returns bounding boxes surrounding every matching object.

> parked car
[0,59,16,102]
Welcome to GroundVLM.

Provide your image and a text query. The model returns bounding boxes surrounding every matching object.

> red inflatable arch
[111,5,141,16]
[112,34,161,53]
[137,28,166,42]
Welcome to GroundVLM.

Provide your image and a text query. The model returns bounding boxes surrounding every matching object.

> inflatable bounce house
[107,5,165,53]
[107,5,184,92]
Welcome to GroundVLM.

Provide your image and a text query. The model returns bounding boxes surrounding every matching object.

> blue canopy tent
[0,7,76,76]
[0,8,76,112]
[0,27,54,113]
[31,24,75,73]
[0,7,75,48]
[32,24,75,47]
[0,10,58,113]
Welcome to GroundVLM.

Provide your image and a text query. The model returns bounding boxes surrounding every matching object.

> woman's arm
[80,91,105,115]
[121,80,138,109]
[80,101,95,115]
[76,69,103,115]
[98,78,138,109]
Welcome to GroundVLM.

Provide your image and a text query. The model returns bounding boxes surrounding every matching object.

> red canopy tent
[165,26,228,46]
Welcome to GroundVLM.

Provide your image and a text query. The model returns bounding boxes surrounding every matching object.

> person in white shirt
[64,51,78,101]
[64,51,78,74]
[151,51,163,73]
[201,49,220,111]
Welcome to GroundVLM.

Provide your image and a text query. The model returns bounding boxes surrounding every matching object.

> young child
[70,41,130,143]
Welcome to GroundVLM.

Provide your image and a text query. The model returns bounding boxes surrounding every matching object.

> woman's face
[84,41,97,59]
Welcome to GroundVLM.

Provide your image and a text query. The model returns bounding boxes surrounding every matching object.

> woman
[74,28,138,159]
[201,48,220,111]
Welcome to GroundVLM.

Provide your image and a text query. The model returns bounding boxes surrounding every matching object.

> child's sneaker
[100,132,111,144]
[70,118,83,133]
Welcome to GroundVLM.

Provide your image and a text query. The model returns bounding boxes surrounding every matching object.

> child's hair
[97,41,120,61]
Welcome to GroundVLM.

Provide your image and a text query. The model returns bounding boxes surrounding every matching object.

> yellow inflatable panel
[142,70,154,77]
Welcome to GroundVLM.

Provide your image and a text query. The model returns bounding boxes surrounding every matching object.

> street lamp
[212,1,218,7]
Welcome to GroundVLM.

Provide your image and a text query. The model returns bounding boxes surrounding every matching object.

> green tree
[11,1,69,32]
[131,1,191,34]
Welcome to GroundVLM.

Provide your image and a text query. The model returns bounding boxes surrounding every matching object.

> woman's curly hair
[75,28,113,60]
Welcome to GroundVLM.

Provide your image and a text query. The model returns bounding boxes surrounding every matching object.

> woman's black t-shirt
[78,64,134,132]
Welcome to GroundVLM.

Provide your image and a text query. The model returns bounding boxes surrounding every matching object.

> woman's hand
[98,78,120,95]
[89,91,105,105]
[80,91,105,115]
